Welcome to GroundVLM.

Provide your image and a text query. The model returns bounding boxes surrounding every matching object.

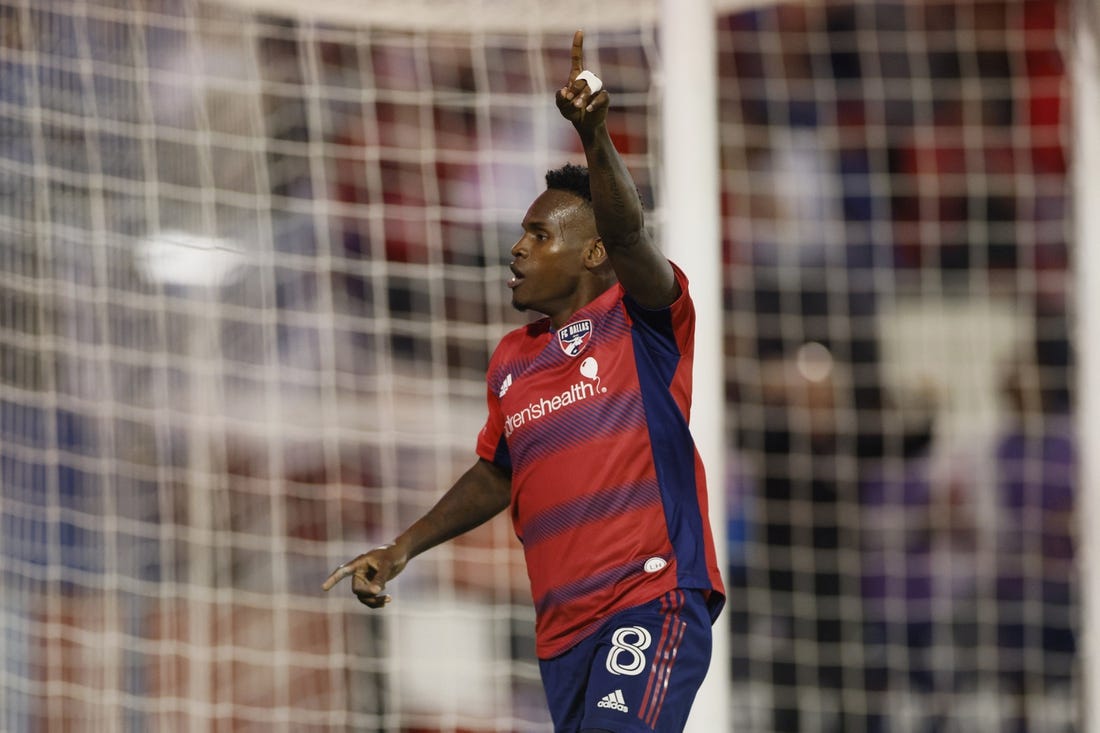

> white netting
[0,2,658,730]
[719,1,1076,730]
[0,0,1081,731]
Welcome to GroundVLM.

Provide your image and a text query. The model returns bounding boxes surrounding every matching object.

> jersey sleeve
[622,261,695,357]
[475,346,513,471]
[664,262,695,351]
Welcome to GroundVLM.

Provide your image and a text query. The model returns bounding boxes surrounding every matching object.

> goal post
[658,1,728,731]
[1074,1,1100,729]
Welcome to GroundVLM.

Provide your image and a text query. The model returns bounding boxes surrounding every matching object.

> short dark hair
[545,163,592,204]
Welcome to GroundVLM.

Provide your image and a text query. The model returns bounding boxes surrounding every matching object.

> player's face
[508,189,597,324]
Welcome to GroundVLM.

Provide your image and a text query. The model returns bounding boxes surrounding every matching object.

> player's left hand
[556,30,609,131]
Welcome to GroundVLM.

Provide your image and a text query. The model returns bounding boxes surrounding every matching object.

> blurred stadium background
[0,0,1091,730]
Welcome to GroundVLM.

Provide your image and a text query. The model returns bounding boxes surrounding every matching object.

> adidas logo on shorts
[597,689,629,713]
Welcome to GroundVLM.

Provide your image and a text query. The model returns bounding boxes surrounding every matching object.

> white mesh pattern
[720,2,1077,731]
[0,0,1081,732]
[0,2,658,730]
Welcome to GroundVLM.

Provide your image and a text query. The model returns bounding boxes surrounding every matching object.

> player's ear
[583,237,607,270]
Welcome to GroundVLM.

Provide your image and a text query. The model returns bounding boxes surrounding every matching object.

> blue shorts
[538,589,714,733]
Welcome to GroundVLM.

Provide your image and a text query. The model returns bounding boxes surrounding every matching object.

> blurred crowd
[717,2,1075,731]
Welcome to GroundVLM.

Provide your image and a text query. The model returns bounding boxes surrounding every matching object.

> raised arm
[556,30,679,309]
[322,458,511,607]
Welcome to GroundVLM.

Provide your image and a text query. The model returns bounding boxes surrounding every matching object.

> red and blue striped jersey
[476,264,725,659]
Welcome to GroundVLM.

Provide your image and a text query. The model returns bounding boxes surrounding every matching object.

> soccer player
[323,30,725,732]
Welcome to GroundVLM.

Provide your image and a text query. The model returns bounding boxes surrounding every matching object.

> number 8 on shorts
[606,625,652,676]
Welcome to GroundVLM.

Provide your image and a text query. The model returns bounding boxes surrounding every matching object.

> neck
[547,277,615,329]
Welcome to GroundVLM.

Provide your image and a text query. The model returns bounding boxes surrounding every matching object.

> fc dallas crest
[558,319,593,357]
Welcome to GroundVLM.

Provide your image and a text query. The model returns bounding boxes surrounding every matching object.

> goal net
[0,0,1080,731]
[720,1,1077,730]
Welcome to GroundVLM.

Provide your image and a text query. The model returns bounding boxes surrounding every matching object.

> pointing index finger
[322,563,353,591]
[569,29,584,82]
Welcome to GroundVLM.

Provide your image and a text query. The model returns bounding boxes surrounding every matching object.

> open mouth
[508,265,525,289]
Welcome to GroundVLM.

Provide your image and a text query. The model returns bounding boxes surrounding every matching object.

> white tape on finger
[576,69,603,94]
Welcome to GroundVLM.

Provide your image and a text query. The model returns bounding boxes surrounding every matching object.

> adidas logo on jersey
[597,689,629,713]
